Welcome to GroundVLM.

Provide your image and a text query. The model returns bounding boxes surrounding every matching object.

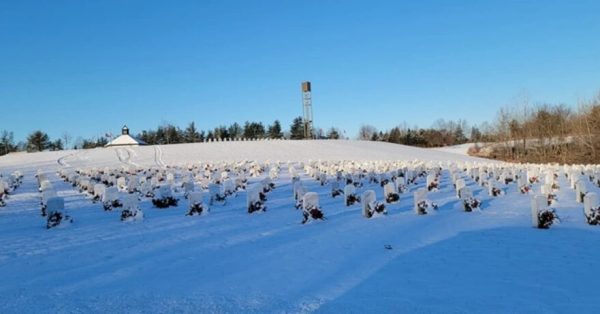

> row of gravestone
[0,171,23,207]
[26,157,600,229]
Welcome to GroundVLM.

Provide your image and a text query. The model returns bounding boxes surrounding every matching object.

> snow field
[1,140,599,313]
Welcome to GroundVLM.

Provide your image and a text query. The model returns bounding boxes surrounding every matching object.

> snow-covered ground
[430,143,475,156]
[1,140,598,313]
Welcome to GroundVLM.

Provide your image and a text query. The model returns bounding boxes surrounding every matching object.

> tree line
[136,118,342,145]
[478,92,600,164]
[0,117,343,156]
[356,119,495,148]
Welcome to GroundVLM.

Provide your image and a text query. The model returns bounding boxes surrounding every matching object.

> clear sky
[1,0,599,142]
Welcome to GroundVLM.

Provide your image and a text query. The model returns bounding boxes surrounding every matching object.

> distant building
[105,125,147,147]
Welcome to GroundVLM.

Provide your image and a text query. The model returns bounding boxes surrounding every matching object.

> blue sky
[1,0,599,142]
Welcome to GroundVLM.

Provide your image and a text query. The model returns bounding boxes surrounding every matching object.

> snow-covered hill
[0,140,598,313]
[0,140,492,173]
[430,143,476,156]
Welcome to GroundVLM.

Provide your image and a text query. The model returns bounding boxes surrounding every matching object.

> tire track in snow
[57,150,83,167]
[154,145,166,168]
[125,147,140,167]
[115,147,142,168]
[115,148,130,166]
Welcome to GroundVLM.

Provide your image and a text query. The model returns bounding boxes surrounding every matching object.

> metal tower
[301,81,313,139]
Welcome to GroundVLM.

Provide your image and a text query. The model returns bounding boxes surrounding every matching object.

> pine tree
[243,121,266,139]
[214,126,230,140]
[268,120,283,139]
[184,122,202,143]
[228,122,243,139]
[26,130,51,152]
[50,139,64,151]
[0,130,15,156]
[388,127,402,144]
[289,117,304,140]
[454,126,467,144]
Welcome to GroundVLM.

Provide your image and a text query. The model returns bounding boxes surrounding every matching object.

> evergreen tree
[228,122,243,139]
[214,126,230,140]
[184,122,202,143]
[454,126,467,144]
[243,121,266,139]
[165,125,182,144]
[0,130,16,156]
[50,139,64,151]
[388,127,402,144]
[267,120,283,139]
[26,130,51,152]
[289,117,305,140]
[139,130,157,145]
[155,127,166,144]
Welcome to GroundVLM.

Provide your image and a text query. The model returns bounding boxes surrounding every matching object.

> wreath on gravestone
[491,187,503,197]
[585,207,600,225]
[416,200,428,215]
[46,211,73,229]
[213,193,227,202]
[417,200,438,215]
[103,199,123,211]
[186,203,205,216]
[92,194,101,202]
[386,193,399,203]
[520,185,531,194]
[537,209,559,229]
[364,202,386,218]
[372,202,386,215]
[427,181,439,191]
[121,208,142,221]
[463,197,481,212]
[346,194,361,206]
[302,206,324,224]
[248,201,266,214]
[152,196,178,208]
